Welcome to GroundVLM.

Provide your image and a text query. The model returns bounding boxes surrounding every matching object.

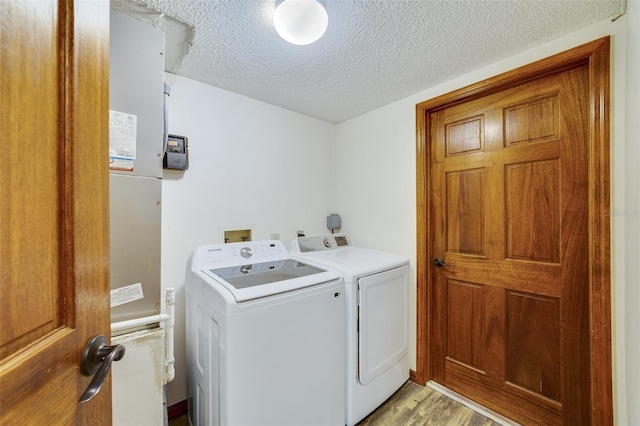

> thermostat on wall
[163,134,189,170]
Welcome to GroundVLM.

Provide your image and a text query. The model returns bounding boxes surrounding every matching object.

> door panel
[446,280,485,373]
[0,0,63,362]
[430,65,590,425]
[504,95,559,145]
[505,291,561,401]
[0,0,111,423]
[505,159,560,262]
[446,169,485,255]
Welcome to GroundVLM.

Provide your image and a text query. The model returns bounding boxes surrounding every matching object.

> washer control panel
[293,234,352,252]
[194,240,287,268]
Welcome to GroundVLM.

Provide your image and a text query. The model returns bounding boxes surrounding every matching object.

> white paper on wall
[110,282,144,308]
[109,109,137,171]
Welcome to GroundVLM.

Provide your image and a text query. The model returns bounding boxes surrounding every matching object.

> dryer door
[358,265,409,385]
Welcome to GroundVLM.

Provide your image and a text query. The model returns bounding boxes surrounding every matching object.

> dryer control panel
[292,234,352,252]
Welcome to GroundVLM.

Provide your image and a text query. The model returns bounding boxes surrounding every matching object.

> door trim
[414,37,612,425]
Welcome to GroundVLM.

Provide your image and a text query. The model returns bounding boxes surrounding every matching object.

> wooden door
[0,0,111,424]
[430,65,589,425]
[416,39,612,425]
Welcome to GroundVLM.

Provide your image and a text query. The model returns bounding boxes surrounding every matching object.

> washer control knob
[323,238,332,248]
[240,247,252,258]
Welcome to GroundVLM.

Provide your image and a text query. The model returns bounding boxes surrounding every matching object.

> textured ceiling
[112,0,622,123]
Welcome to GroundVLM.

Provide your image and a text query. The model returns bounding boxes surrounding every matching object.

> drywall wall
[334,13,637,425]
[622,1,640,424]
[161,75,337,406]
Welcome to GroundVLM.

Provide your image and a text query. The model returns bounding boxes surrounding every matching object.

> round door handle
[433,258,446,268]
[79,335,125,403]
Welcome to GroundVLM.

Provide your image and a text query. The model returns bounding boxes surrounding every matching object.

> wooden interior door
[429,65,590,425]
[0,0,111,423]
[415,39,612,425]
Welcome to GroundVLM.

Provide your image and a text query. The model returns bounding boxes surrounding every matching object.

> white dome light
[273,0,328,46]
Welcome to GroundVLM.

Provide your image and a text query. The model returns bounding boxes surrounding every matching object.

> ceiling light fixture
[273,0,328,46]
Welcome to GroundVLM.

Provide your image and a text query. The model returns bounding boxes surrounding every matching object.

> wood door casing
[414,38,612,425]
[0,0,111,423]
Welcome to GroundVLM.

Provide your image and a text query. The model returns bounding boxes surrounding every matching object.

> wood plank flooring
[169,380,503,425]
[357,381,501,426]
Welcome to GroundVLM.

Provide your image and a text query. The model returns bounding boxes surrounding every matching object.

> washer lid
[202,259,340,302]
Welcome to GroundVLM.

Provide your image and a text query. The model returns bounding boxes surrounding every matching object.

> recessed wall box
[224,229,252,243]
[163,134,189,170]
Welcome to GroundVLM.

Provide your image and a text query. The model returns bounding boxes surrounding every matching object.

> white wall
[622,1,640,424]
[334,12,639,425]
[161,75,337,405]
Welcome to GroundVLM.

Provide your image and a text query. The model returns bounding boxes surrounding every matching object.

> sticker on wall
[110,282,144,308]
[109,109,137,171]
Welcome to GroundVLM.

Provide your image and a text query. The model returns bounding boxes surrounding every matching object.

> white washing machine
[185,240,346,426]
[290,234,409,426]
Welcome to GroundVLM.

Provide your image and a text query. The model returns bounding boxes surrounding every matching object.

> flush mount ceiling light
[273,0,328,45]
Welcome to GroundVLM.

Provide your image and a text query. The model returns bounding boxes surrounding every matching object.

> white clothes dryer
[290,234,410,426]
[185,240,346,426]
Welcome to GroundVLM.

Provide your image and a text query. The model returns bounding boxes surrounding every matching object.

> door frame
[414,37,612,424]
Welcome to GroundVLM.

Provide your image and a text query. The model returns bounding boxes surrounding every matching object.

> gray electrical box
[163,134,189,170]
[327,213,341,232]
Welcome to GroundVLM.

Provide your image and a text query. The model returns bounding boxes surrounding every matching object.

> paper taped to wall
[111,282,144,307]
[109,109,137,171]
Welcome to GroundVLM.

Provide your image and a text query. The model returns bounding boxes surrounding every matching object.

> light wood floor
[357,381,501,426]
[169,380,502,425]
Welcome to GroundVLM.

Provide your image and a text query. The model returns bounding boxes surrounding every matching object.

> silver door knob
[79,335,125,403]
